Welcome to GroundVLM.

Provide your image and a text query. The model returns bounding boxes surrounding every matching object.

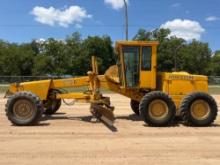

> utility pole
[123,0,128,40]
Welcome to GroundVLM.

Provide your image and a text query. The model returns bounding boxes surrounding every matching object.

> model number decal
[169,75,194,80]
[63,79,76,86]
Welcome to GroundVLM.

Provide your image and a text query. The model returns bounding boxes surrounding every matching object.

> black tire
[130,99,140,115]
[139,91,176,127]
[180,92,218,126]
[5,91,43,126]
[44,89,62,115]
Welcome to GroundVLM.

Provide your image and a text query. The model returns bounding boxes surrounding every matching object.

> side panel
[9,80,51,100]
[8,77,90,100]
[159,72,208,111]
[50,76,89,88]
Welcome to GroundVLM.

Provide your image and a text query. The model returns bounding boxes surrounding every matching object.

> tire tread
[180,92,218,126]
[5,91,43,126]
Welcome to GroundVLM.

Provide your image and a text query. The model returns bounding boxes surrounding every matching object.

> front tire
[180,92,218,126]
[140,91,176,127]
[5,91,43,126]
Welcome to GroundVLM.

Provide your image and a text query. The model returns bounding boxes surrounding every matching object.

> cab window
[142,46,152,71]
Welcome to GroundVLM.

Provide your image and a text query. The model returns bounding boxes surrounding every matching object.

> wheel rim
[148,99,169,120]
[190,100,210,120]
[13,99,35,120]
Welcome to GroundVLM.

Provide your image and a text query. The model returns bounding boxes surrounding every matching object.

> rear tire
[180,92,218,126]
[140,91,176,127]
[5,91,43,126]
[130,99,140,115]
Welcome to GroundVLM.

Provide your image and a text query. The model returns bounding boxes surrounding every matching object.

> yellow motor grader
[5,41,218,127]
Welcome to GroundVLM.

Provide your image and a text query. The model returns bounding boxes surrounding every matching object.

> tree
[133,28,186,71]
[208,50,220,76]
[65,32,84,76]
[0,30,215,77]
[0,42,34,75]
[133,29,153,41]
[133,28,212,74]
[81,35,115,74]
[32,38,71,76]
[31,33,115,76]
[182,40,211,75]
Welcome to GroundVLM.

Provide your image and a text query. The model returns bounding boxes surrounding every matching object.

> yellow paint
[56,92,90,100]
[115,41,158,89]
[9,80,51,100]
[190,100,210,120]
[115,41,159,48]
[50,76,89,89]
[139,45,157,89]
[148,99,169,120]
[6,41,210,116]
[158,72,208,110]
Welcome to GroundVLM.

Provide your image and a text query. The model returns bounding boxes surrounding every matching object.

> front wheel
[139,91,176,127]
[180,92,218,126]
[5,91,43,126]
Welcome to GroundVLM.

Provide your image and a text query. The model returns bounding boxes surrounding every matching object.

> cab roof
[115,41,159,49]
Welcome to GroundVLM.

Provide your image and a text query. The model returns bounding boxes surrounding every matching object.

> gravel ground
[0,94,220,165]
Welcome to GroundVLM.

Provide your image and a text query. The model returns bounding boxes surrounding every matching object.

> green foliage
[208,51,220,76]
[133,28,213,75]
[0,33,115,76]
[82,35,115,74]
[182,40,211,74]
[0,30,218,76]
[0,41,34,75]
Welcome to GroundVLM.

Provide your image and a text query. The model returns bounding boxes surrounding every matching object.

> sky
[0,0,219,51]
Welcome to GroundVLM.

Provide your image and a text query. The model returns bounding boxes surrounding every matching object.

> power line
[0,24,220,29]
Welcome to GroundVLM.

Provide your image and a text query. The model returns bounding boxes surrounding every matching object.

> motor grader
[5,41,218,127]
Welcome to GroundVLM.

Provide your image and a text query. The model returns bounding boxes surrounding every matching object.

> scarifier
[5,41,218,127]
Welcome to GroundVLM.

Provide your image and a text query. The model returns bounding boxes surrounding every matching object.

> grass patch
[0,85,9,93]
[208,85,220,95]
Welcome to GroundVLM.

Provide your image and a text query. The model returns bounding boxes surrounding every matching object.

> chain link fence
[0,75,71,93]
[0,75,71,84]
[0,76,220,94]
[208,76,220,85]
[208,76,220,95]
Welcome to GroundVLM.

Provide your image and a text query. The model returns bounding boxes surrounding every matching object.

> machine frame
[5,41,218,127]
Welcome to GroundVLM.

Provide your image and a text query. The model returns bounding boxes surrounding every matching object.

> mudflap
[90,103,115,126]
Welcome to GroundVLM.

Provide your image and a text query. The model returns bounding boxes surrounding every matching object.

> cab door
[140,45,157,89]
[122,46,140,87]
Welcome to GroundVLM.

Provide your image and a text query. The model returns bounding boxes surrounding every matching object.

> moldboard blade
[91,103,115,126]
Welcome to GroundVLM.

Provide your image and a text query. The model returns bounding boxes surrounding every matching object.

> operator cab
[115,41,159,89]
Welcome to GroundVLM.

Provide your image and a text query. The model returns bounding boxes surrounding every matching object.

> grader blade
[90,103,115,126]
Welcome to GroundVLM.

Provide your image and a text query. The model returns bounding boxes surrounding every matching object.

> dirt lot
[0,94,220,165]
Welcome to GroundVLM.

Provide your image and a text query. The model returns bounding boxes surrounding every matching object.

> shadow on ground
[41,113,118,132]
[40,112,220,130]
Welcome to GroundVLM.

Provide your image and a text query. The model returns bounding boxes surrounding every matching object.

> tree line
[0,29,219,76]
